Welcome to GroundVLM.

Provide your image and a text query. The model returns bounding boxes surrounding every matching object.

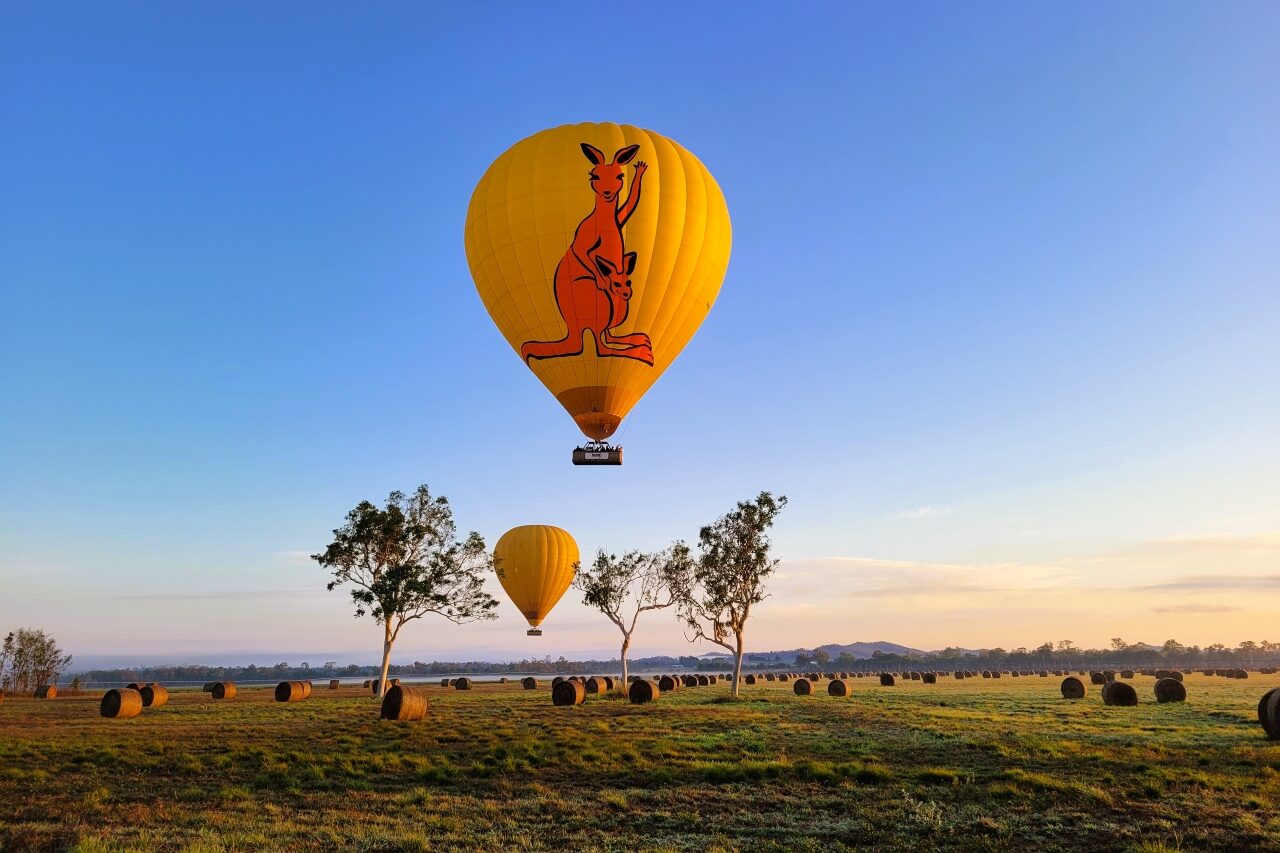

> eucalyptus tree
[575,543,692,686]
[312,485,498,697]
[675,492,787,698]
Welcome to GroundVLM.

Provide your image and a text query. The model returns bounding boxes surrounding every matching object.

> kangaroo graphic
[520,142,652,366]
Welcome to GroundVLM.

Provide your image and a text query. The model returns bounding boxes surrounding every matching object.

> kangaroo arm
[616,172,644,227]
[572,236,608,290]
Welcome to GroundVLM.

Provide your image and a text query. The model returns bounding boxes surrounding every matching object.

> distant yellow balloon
[493,525,579,630]
[464,122,732,441]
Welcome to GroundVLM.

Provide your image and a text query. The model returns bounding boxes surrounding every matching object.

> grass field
[2,673,1278,851]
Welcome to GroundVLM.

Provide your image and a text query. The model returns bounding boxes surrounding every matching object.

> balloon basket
[527,628,543,637]
[572,441,622,465]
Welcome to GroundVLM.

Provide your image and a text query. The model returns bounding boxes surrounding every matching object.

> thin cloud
[110,588,327,601]
[274,550,315,565]
[1145,574,1280,591]
[898,506,953,519]
[1152,604,1244,614]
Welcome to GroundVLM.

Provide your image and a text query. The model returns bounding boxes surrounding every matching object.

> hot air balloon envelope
[493,525,579,632]
[465,122,732,445]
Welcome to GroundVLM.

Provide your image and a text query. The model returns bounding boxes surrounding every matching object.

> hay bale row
[552,679,585,706]
[629,680,659,704]
[1154,678,1186,703]
[1102,680,1138,707]
[140,683,168,708]
[1259,688,1280,739]
[100,688,143,718]
[380,684,429,721]
[275,680,312,702]
[1061,676,1087,699]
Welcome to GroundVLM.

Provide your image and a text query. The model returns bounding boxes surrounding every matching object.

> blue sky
[2,3,1278,667]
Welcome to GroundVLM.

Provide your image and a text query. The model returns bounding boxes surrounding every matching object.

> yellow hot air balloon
[493,525,579,636]
[464,122,732,462]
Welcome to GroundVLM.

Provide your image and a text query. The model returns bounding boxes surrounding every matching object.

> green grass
[0,674,1277,850]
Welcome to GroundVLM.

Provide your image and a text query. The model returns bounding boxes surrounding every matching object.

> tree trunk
[376,621,394,698]
[620,634,631,688]
[732,631,744,698]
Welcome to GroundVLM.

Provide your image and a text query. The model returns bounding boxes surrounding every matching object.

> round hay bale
[584,676,607,694]
[765,673,776,682]
[658,675,679,692]
[908,671,920,681]
[879,673,895,687]
[744,674,757,685]
[777,674,789,682]
[329,678,341,689]
[1089,672,1106,685]
[141,683,169,706]
[921,672,937,684]
[695,674,709,686]
[1169,671,1184,682]
[440,678,450,687]
[827,679,849,697]
[601,676,616,690]
[211,681,237,700]
[1155,669,1169,679]
[1102,680,1138,707]
[1121,670,1135,679]
[454,677,472,691]
[552,676,565,686]
[380,684,429,721]
[126,682,144,691]
[1060,676,1087,699]
[793,678,813,696]
[629,679,659,704]
[521,677,539,690]
[1038,671,1049,677]
[1258,688,1279,739]
[707,675,718,685]
[954,671,965,680]
[982,671,992,678]
[35,685,57,699]
[1102,670,1116,681]
[301,681,314,699]
[364,680,373,688]
[991,671,1001,679]
[1154,678,1186,703]
[1011,671,1019,678]
[202,682,215,692]
[1235,669,1249,679]
[552,679,585,707]
[275,681,308,702]
[100,688,143,718]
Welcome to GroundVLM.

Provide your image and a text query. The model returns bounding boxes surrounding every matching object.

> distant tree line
[74,654,736,684]
[782,639,1280,671]
[1,628,73,692]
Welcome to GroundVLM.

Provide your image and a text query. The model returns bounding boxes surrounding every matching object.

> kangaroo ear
[622,252,637,274]
[613,144,640,165]
[594,255,616,278]
[580,143,605,165]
